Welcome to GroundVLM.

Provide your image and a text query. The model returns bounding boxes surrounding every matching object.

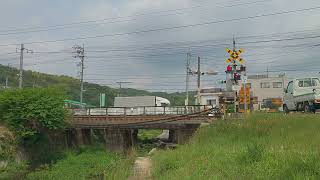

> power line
[1,5,319,47]
[0,0,268,36]
[0,26,319,57]
[17,35,320,66]
[1,29,320,71]
[83,26,320,50]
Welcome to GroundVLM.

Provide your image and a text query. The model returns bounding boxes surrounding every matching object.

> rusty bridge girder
[66,106,220,153]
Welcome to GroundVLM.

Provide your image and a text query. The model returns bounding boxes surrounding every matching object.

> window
[273,82,282,88]
[304,79,312,87]
[312,78,319,86]
[260,82,270,88]
[287,81,293,93]
[207,99,216,105]
[298,78,320,87]
[312,78,320,86]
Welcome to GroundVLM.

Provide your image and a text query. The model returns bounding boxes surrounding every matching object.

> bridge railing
[71,105,213,116]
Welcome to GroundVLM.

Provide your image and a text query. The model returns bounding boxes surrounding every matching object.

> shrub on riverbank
[27,146,133,180]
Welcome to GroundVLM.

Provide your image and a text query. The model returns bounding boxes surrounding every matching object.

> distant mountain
[0,64,195,106]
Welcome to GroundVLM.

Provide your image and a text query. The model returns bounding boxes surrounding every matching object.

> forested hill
[0,64,194,106]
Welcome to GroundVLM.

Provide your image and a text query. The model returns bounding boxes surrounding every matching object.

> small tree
[0,88,67,141]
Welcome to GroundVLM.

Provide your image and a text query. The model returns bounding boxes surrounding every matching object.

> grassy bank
[27,146,133,180]
[152,113,320,179]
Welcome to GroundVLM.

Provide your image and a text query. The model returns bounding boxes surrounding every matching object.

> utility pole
[233,38,238,113]
[188,56,218,106]
[5,63,10,89]
[281,72,286,102]
[233,38,247,113]
[5,77,8,89]
[197,56,201,105]
[185,50,191,106]
[73,45,85,106]
[19,44,24,89]
[18,44,33,88]
[116,81,132,97]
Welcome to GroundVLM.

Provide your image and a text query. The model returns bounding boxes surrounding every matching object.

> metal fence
[71,105,213,116]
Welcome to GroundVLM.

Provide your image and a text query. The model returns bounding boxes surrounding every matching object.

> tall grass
[152,113,320,179]
[27,146,133,180]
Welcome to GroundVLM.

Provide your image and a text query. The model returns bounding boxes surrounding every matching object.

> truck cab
[283,77,320,113]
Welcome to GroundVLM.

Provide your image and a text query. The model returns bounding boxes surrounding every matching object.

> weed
[239,142,265,164]
[151,113,320,179]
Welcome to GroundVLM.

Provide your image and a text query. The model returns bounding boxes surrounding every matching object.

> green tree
[0,88,67,141]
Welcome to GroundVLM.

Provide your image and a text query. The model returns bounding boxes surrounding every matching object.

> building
[246,74,288,110]
[196,88,223,107]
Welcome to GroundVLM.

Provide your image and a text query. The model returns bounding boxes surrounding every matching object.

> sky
[0,0,320,92]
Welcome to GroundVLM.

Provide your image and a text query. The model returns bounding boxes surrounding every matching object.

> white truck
[114,96,170,107]
[283,77,320,113]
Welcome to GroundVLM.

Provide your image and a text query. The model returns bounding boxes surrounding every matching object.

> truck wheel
[283,105,289,114]
[304,104,312,113]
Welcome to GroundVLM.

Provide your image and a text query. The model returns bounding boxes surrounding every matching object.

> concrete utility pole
[233,37,248,113]
[189,56,218,106]
[116,81,132,97]
[18,44,33,88]
[233,38,238,112]
[185,50,191,106]
[5,77,8,89]
[197,56,201,105]
[235,38,247,113]
[73,45,85,105]
[281,72,286,102]
[5,63,10,89]
[19,44,24,89]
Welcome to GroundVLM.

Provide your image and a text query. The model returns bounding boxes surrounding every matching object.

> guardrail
[71,105,214,116]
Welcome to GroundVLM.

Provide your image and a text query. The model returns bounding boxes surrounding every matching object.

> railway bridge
[67,105,219,153]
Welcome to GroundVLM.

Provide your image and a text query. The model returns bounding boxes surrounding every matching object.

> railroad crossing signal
[225,48,245,63]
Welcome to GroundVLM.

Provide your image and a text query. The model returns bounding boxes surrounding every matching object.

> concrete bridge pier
[64,128,93,148]
[82,129,92,145]
[103,128,134,153]
[75,128,84,146]
[169,125,200,144]
[74,128,92,146]
[132,129,139,145]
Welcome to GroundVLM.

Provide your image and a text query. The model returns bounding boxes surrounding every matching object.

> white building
[196,88,223,107]
[247,74,288,109]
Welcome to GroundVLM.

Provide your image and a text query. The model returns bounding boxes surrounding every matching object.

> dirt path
[129,157,152,180]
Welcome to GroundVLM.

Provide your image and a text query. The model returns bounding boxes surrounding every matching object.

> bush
[0,88,67,140]
[0,88,68,166]
[0,161,28,180]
